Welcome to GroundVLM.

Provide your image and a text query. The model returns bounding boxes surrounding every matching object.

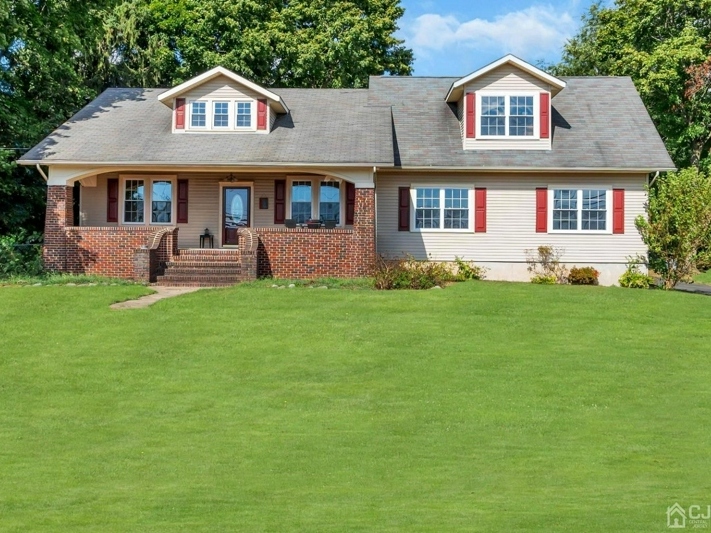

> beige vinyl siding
[463,64,552,151]
[183,75,261,101]
[80,175,114,226]
[376,172,647,264]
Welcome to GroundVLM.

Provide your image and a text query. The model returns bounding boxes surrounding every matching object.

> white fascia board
[157,66,289,113]
[445,54,567,102]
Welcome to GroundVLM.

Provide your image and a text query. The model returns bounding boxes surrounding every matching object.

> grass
[0,281,709,532]
[0,272,144,286]
[694,269,711,285]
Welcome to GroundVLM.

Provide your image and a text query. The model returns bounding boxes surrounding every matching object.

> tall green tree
[105,0,413,88]
[552,0,711,170]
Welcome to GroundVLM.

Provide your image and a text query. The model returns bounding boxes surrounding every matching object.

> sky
[397,0,605,76]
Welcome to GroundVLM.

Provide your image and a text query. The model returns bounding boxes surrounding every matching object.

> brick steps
[156,248,243,287]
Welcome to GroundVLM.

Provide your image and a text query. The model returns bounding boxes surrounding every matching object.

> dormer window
[236,102,252,128]
[191,101,206,128]
[213,102,229,127]
[479,94,535,138]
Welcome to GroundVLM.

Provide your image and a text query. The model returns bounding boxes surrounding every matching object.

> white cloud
[407,5,577,60]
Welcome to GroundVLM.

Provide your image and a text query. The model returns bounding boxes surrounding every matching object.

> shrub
[530,274,557,284]
[0,231,43,278]
[453,257,487,281]
[619,259,655,289]
[568,266,600,285]
[372,255,455,290]
[635,168,711,289]
[525,246,568,284]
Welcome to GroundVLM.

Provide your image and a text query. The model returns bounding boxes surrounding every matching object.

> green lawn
[0,282,709,532]
[695,269,711,285]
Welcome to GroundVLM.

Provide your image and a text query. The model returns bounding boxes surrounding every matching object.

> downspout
[36,164,48,182]
[649,171,660,187]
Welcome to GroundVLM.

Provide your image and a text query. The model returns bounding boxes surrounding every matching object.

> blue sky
[397,0,603,76]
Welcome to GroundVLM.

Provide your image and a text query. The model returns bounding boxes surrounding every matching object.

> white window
[550,188,610,232]
[124,179,145,224]
[236,101,252,128]
[121,176,176,225]
[287,178,345,225]
[191,101,207,128]
[411,187,472,231]
[151,180,173,223]
[479,94,536,138]
[213,102,229,128]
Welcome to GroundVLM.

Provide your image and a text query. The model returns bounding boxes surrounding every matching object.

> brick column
[352,187,376,276]
[44,186,74,272]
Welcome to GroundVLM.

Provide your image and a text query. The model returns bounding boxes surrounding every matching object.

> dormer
[446,55,566,151]
[158,66,289,134]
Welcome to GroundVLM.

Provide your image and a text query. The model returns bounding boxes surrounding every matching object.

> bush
[530,274,557,284]
[0,231,43,278]
[619,259,655,289]
[525,246,568,284]
[568,266,600,285]
[372,255,455,290]
[453,257,487,281]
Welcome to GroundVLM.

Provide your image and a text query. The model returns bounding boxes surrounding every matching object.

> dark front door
[223,187,250,245]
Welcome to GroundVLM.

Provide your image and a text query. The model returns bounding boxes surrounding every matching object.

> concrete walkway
[110,286,202,310]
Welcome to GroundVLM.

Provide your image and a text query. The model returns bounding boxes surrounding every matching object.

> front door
[223,187,250,245]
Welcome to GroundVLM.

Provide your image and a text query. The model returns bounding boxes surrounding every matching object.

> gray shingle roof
[368,75,674,170]
[21,87,393,166]
[20,75,674,171]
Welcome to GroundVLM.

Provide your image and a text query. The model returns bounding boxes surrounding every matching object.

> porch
[44,171,375,283]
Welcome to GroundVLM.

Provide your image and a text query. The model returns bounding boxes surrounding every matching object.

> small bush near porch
[0,282,709,531]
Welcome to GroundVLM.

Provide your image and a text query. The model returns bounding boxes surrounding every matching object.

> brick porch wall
[256,188,375,278]
[44,185,177,280]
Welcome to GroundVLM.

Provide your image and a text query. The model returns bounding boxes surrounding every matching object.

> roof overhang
[445,54,567,103]
[157,66,289,114]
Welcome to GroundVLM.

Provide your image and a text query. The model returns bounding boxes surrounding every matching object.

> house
[19,54,674,286]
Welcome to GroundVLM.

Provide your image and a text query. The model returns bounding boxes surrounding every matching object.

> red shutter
[175,98,186,130]
[465,93,476,138]
[107,178,118,223]
[177,179,189,223]
[345,182,356,225]
[257,99,268,130]
[274,179,286,224]
[613,189,625,234]
[474,188,487,232]
[536,188,548,233]
[540,93,550,139]
[398,187,410,231]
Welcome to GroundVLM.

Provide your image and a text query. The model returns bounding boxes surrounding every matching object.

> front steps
[156,249,243,287]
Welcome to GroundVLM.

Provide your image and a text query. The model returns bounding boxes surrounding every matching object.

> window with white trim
[287,178,345,225]
[213,102,229,127]
[236,102,252,128]
[551,188,609,232]
[412,187,471,230]
[479,94,535,138]
[121,177,176,225]
[191,101,206,127]
[124,179,145,223]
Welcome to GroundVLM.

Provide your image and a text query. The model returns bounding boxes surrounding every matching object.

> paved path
[674,282,711,296]
[110,286,202,310]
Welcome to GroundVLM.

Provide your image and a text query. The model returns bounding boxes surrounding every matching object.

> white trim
[188,100,208,130]
[409,186,474,233]
[157,66,289,114]
[218,181,254,247]
[446,54,566,102]
[285,176,345,225]
[547,186,612,234]
[212,100,231,129]
[181,97,258,133]
[118,174,178,226]
[476,91,539,140]
[234,99,255,131]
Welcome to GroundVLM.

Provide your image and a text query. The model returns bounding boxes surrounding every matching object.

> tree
[636,168,711,289]
[552,0,711,171]
[104,0,413,88]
